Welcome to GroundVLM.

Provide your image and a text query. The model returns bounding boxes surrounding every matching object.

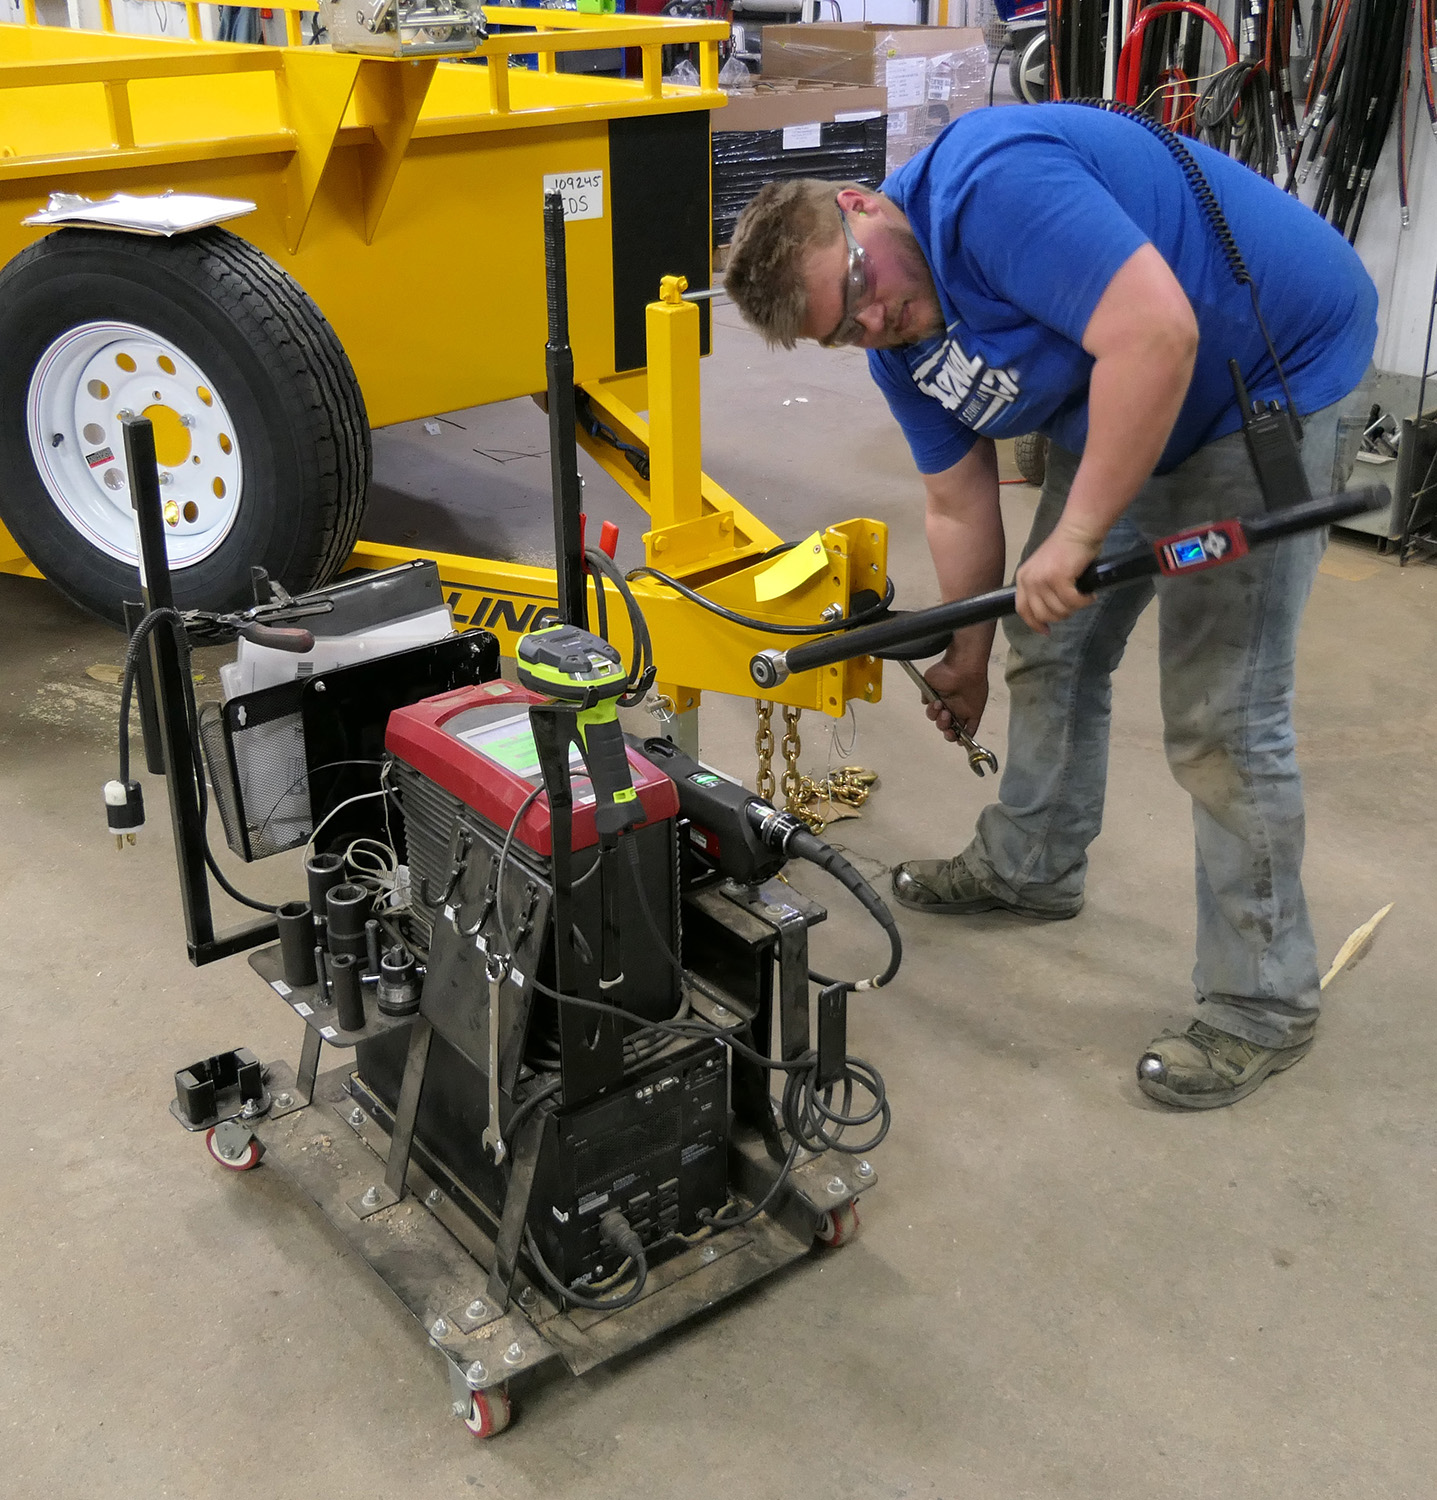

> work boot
[890,856,1082,919]
[1136,1020,1314,1110]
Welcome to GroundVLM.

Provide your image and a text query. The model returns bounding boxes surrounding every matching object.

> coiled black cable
[1070,98,1303,433]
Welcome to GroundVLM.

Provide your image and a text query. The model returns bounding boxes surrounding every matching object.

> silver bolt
[465,1299,487,1321]
[827,1176,847,1197]
[180,412,197,428]
[503,1341,524,1366]
[349,1107,365,1127]
[313,680,326,693]
[430,1317,450,1339]
[700,1244,718,1263]
[220,1144,238,1160]
[517,1286,536,1308]
[117,409,133,421]
[452,1400,467,1418]
[426,1188,444,1208]
[158,471,172,486]
[466,1360,487,1386]
[240,1098,261,1119]
[361,1185,381,1207]
[765,904,785,916]
[275,1092,293,1108]
[856,1159,873,1179]
[820,603,843,623]
[712,1004,730,1019]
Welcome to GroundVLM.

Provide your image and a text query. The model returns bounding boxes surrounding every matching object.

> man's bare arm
[920,436,1004,738]
[1015,244,1198,631]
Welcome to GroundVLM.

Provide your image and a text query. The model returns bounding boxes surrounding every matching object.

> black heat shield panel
[608,111,711,373]
[300,631,501,857]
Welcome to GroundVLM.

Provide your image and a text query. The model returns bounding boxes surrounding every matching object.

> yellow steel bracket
[351,280,889,718]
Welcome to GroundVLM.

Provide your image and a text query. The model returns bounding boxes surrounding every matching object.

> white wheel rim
[26,320,245,570]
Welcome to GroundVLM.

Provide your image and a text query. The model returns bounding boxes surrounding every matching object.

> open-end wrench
[895,658,1000,778]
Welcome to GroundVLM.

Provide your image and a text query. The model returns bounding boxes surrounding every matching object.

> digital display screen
[1171,537,1207,567]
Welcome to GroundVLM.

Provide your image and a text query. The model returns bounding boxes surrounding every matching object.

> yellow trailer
[0,7,887,719]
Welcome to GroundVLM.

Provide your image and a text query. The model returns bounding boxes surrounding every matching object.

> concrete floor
[3,300,1434,1500]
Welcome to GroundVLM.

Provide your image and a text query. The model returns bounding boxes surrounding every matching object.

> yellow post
[185,2,202,40]
[99,0,116,31]
[698,38,718,93]
[285,8,304,45]
[645,276,703,549]
[21,0,38,23]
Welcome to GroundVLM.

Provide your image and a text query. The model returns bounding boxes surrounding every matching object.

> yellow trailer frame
[0,8,887,719]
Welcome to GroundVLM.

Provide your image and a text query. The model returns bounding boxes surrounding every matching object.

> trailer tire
[0,227,371,626]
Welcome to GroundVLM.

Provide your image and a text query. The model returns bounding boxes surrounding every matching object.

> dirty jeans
[961,395,1366,1048]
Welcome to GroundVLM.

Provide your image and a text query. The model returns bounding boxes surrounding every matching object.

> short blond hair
[724,179,863,349]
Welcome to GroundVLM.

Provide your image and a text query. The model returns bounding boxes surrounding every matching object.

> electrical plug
[103,779,145,849]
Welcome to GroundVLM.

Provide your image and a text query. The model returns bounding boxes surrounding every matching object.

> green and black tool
[515,621,642,840]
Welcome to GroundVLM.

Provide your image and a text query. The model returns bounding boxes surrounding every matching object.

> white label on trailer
[270,979,292,997]
[320,1026,338,1039]
[475,933,488,953]
[294,1000,313,1016]
[782,122,823,150]
[543,171,604,222]
[885,56,927,109]
[510,967,526,989]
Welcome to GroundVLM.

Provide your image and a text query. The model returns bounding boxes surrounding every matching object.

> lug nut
[517,1286,535,1308]
[701,1244,718,1263]
[275,1092,293,1108]
[503,1341,524,1366]
[827,1176,846,1197]
[426,1188,444,1208]
[430,1317,450,1339]
[465,1299,487,1321]
[466,1361,487,1386]
[361,1185,381,1207]
[856,1160,873,1178]
[349,1107,365,1127]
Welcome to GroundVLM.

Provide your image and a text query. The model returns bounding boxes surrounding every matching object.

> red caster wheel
[462,1385,512,1438]
[205,1125,262,1171]
[816,1199,860,1247]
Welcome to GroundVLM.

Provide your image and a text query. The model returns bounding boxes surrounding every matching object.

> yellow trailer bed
[0,9,887,717]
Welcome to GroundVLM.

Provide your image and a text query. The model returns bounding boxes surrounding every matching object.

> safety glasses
[818,201,870,348]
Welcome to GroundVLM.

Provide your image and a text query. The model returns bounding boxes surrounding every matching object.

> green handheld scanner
[515,623,642,839]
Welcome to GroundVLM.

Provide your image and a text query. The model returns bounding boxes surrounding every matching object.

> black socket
[330,953,365,1032]
[305,853,346,918]
[276,901,318,987]
[377,944,422,1016]
[326,882,373,960]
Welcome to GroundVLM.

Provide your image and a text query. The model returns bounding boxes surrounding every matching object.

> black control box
[527,1038,728,1287]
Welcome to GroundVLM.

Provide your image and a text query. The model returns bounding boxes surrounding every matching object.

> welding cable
[624,565,896,637]
[116,607,277,913]
[584,546,655,706]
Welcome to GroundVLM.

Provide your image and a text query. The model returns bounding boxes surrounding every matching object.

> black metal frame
[120,415,276,967]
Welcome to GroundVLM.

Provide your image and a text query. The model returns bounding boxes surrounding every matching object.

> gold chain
[754,701,775,803]
[781,705,804,814]
[790,766,878,833]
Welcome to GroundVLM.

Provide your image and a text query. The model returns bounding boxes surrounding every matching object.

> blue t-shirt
[868,104,1378,475]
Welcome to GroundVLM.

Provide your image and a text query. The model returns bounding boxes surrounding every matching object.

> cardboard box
[760,23,986,87]
[713,79,889,134]
[760,23,990,174]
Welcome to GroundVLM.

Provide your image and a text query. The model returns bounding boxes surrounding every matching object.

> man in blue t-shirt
[724,102,1377,1110]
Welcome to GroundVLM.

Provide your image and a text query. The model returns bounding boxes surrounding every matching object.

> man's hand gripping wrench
[895,658,1000,777]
